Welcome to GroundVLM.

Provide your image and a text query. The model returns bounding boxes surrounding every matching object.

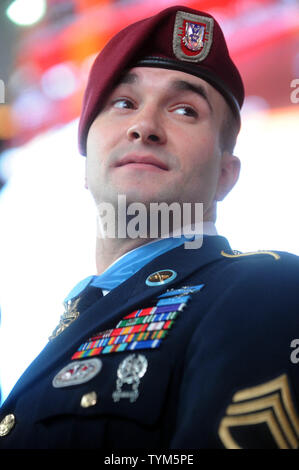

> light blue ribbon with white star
[64,235,195,302]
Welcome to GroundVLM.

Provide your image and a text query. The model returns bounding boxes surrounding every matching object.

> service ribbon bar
[71,284,204,359]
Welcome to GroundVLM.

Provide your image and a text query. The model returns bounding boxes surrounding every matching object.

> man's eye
[173,106,198,117]
[112,99,135,109]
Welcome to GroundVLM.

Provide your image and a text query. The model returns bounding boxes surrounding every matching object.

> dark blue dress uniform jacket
[1,235,299,449]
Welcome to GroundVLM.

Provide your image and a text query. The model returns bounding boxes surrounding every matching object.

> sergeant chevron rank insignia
[71,284,204,359]
[218,374,299,449]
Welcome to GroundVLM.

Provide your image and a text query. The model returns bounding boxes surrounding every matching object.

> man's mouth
[114,154,169,171]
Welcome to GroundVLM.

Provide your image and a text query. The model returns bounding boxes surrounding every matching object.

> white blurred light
[0,120,96,402]
[6,0,46,26]
[41,63,78,100]
[12,88,51,128]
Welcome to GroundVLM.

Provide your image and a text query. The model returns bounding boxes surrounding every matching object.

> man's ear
[215,151,240,201]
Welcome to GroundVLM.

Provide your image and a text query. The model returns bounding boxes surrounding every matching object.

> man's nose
[126,106,166,145]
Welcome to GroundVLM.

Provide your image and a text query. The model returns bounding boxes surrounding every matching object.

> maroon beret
[78,5,244,155]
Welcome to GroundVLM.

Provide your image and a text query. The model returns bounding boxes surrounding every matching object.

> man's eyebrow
[118,72,139,85]
[170,79,213,112]
[115,74,213,112]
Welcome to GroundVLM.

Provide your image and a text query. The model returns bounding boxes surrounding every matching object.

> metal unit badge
[173,11,214,62]
[52,358,102,388]
[112,354,148,403]
[49,297,81,341]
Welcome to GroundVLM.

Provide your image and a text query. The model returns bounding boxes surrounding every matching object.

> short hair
[219,105,239,154]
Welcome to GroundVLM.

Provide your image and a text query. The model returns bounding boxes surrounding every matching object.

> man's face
[86,67,238,220]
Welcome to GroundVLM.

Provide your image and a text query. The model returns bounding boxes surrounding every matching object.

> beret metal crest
[173,11,214,62]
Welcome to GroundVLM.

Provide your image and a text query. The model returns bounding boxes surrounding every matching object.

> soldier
[0,5,299,449]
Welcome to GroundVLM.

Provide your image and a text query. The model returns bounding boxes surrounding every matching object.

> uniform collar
[64,222,218,301]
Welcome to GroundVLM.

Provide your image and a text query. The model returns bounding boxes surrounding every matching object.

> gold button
[0,414,16,437]
[80,391,97,408]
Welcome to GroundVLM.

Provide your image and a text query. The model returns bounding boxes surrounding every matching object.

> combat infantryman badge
[112,354,148,402]
[173,11,214,62]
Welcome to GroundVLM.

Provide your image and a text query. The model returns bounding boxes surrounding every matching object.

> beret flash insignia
[173,11,214,62]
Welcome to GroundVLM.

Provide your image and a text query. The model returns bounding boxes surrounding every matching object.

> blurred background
[0,0,298,403]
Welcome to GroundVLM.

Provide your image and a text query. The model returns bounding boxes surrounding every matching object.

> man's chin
[110,189,169,207]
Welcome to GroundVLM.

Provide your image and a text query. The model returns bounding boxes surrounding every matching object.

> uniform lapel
[4,235,231,403]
